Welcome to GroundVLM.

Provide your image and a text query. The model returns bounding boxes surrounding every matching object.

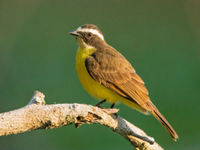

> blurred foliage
[0,0,200,149]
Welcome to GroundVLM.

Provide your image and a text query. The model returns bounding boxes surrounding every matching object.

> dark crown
[80,24,103,35]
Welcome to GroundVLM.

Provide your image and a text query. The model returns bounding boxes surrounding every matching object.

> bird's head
[70,24,105,49]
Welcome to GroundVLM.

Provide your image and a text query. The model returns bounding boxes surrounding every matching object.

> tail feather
[149,103,178,141]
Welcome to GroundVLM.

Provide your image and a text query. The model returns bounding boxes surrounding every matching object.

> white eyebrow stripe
[76,28,104,40]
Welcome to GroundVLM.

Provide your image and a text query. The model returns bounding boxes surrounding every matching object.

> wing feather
[85,47,150,110]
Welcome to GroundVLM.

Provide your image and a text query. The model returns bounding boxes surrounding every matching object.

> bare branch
[0,91,163,150]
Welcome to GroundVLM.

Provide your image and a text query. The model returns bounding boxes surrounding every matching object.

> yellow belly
[76,47,147,113]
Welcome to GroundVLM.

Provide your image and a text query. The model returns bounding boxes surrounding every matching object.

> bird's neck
[77,46,96,59]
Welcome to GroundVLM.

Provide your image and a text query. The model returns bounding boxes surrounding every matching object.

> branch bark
[0,91,163,150]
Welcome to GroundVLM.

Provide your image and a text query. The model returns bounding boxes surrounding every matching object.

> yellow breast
[76,47,121,103]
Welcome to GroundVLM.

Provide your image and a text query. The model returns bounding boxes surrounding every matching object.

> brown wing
[85,46,150,110]
[85,46,179,141]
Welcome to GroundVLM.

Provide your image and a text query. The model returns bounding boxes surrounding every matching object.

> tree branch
[0,91,163,150]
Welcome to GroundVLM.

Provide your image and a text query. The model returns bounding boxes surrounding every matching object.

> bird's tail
[148,102,178,141]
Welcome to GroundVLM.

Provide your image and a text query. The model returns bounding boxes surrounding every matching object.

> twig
[0,91,163,150]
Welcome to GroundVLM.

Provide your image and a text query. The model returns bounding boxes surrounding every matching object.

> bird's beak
[69,31,80,36]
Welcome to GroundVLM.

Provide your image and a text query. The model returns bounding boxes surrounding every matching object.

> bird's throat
[77,38,96,50]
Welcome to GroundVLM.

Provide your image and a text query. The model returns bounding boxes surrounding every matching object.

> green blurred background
[0,0,200,149]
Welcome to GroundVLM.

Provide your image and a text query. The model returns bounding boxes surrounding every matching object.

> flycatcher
[70,24,178,141]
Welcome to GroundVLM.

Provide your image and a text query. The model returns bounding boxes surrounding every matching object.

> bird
[69,24,178,141]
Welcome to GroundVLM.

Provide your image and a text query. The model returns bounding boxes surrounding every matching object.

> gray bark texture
[0,91,163,150]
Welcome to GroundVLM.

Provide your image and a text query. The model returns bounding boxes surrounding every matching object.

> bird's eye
[87,33,91,37]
